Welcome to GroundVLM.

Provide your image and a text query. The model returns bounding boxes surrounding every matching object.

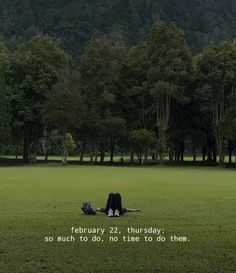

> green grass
[2,154,236,163]
[0,165,235,273]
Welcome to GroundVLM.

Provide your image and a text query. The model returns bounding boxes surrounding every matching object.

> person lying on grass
[81,192,141,217]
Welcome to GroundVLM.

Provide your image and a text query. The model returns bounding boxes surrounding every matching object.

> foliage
[147,22,192,160]
[65,133,77,154]
[0,0,235,62]
[0,41,10,143]
[43,70,85,163]
[129,129,155,165]
[196,40,236,164]
[6,35,70,161]
[1,21,236,165]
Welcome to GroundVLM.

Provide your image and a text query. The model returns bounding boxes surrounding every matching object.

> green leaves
[43,70,85,132]
[150,81,177,100]
[0,41,10,142]
[147,22,192,85]
[4,35,75,160]
[146,22,192,159]
[80,38,123,108]
[102,117,126,137]
[196,40,236,163]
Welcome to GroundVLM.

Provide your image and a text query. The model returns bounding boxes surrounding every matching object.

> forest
[0,22,236,165]
[0,0,235,62]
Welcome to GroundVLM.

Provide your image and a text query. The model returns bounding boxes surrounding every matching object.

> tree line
[0,22,236,165]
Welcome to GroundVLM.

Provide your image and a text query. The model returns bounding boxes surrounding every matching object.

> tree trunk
[23,124,34,162]
[168,127,176,162]
[152,145,158,160]
[140,156,144,166]
[15,146,19,160]
[23,134,29,161]
[207,151,212,162]
[213,146,217,163]
[180,142,184,162]
[139,149,144,166]
[23,130,29,162]
[45,151,49,161]
[169,149,174,162]
[144,148,148,161]
[214,99,225,165]
[80,140,86,162]
[110,137,115,163]
[158,126,167,163]
[169,102,177,162]
[193,147,196,162]
[174,149,178,161]
[217,134,224,165]
[80,149,85,162]
[228,140,233,164]
[202,147,206,162]
[61,132,68,164]
[89,139,94,163]
[29,142,37,163]
[94,148,98,162]
[130,149,134,163]
[100,142,105,163]
[42,126,48,161]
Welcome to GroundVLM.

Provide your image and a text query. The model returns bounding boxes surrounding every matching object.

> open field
[0,165,235,273]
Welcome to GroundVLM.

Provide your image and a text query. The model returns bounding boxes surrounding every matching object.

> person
[96,192,141,217]
[105,192,124,217]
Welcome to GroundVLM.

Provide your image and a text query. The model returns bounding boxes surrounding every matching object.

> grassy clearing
[0,165,235,273]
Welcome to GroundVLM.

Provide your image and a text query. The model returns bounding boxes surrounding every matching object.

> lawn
[0,165,235,273]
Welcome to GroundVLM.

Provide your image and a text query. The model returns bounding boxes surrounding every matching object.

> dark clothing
[96,192,139,215]
[105,193,126,215]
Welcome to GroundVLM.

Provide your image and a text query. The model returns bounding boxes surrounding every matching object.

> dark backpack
[81,201,96,215]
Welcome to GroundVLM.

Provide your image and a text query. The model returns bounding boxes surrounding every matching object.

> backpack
[81,201,96,215]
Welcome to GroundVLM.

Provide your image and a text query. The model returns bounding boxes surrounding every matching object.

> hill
[0,0,235,61]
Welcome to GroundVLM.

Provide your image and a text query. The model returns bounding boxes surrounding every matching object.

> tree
[7,35,70,161]
[222,90,236,164]
[80,37,124,161]
[0,42,10,146]
[129,129,155,165]
[65,133,77,155]
[43,70,85,164]
[0,73,8,142]
[102,117,126,162]
[0,0,235,63]
[119,43,149,129]
[196,41,236,164]
[147,22,192,161]
[119,43,160,161]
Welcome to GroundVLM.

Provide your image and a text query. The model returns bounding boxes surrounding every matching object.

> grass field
[0,165,235,273]
[1,154,236,163]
